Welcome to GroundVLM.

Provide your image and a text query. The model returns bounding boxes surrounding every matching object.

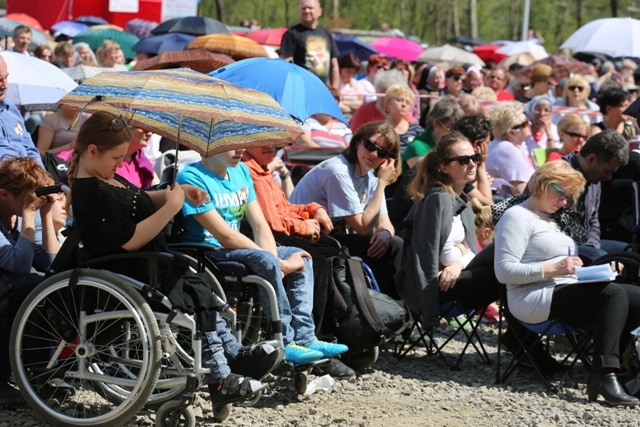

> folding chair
[396,301,491,370]
[496,286,592,392]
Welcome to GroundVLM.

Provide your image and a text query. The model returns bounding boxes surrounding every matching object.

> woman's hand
[377,159,397,185]
[547,256,583,277]
[367,229,391,258]
[165,184,185,210]
[279,250,311,275]
[438,261,463,292]
[180,184,209,207]
[474,139,488,164]
[538,114,553,136]
[314,208,333,234]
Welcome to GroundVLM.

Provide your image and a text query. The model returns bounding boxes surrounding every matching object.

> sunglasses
[550,183,574,206]
[564,130,587,139]
[444,153,481,166]
[362,138,394,159]
[568,85,585,92]
[449,75,464,81]
[511,120,531,130]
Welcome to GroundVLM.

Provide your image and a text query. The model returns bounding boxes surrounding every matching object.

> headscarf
[523,95,553,122]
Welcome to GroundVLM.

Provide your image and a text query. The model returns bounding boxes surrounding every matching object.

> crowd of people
[3,0,640,419]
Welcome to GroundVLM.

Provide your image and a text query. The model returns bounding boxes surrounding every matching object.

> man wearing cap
[0,56,42,165]
[519,64,557,103]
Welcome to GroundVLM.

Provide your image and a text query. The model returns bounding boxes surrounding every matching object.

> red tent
[7,0,162,30]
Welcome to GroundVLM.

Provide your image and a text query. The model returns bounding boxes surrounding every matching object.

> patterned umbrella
[131,49,234,74]
[187,34,268,60]
[125,18,159,38]
[73,28,140,59]
[515,56,595,80]
[151,16,229,36]
[0,18,49,49]
[58,68,302,157]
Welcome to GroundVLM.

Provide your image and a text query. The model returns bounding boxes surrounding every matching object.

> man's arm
[330,57,339,91]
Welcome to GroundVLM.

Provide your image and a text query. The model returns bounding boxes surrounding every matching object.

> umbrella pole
[172,114,183,186]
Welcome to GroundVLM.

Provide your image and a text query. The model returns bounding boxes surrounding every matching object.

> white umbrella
[497,40,548,58]
[499,51,549,68]
[417,44,485,66]
[62,64,114,83]
[560,17,640,57]
[0,51,78,108]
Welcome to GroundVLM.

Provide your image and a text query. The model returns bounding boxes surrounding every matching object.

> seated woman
[383,83,424,155]
[337,53,365,119]
[0,157,58,402]
[495,160,640,406]
[36,108,85,156]
[67,112,278,405]
[289,121,403,299]
[116,127,160,189]
[396,132,500,330]
[175,148,348,365]
[523,95,559,154]
[546,114,590,162]
[552,74,601,125]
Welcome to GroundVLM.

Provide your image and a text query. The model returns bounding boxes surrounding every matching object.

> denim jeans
[207,246,316,346]
[578,239,630,263]
[202,312,242,383]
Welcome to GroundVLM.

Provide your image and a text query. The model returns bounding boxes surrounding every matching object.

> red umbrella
[4,13,43,31]
[515,55,595,80]
[369,37,424,62]
[472,44,508,64]
[244,27,287,46]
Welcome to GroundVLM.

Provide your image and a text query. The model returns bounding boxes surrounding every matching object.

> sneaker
[306,340,349,358]
[0,380,23,405]
[284,343,323,365]
[228,342,284,380]
[312,358,356,379]
[208,373,266,406]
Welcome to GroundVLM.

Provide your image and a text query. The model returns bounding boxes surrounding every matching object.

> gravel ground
[3,322,640,427]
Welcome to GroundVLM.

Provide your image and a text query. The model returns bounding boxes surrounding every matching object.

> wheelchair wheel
[10,269,162,427]
[235,296,265,345]
[155,400,196,427]
[591,251,640,285]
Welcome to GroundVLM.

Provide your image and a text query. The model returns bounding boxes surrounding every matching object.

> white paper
[109,0,139,13]
[575,264,616,283]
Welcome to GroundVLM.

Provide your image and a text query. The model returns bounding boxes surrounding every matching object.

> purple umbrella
[52,20,89,37]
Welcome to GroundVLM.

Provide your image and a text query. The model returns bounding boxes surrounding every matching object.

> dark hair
[445,66,466,78]
[0,156,51,198]
[407,131,470,200]
[451,114,492,143]
[390,59,409,71]
[580,129,629,165]
[367,54,389,71]
[33,45,52,59]
[338,52,361,70]
[343,120,401,181]
[596,87,632,114]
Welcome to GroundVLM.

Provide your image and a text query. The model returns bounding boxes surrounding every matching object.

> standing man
[0,56,42,165]
[280,0,340,91]
[9,26,32,55]
[485,67,514,101]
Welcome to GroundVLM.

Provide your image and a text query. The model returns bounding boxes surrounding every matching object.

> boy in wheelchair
[176,148,349,365]
[66,112,283,406]
[0,156,60,404]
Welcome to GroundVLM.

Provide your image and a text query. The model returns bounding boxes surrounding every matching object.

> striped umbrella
[73,28,140,59]
[131,49,234,74]
[58,68,302,157]
[187,34,268,60]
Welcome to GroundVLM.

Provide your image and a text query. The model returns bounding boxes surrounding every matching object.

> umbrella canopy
[497,40,548,58]
[58,68,302,157]
[187,34,268,60]
[0,51,77,108]
[472,44,508,63]
[211,57,346,124]
[62,64,114,83]
[131,49,234,74]
[4,13,43,31]
[515,56,595,80]
[334,35,377,61]
[244,27,287,46]
[125,18,159,38]
[499,52,548,67]
[51,20,89,38]
[73,28,140,59]
[151,16,229,36]
[0,18,49,49]
[560,17,640,58]
[417,44,485,66]
[369,36,424,62]
[75,16,109,26]
[448,35,488,46]
[132,33,196,55]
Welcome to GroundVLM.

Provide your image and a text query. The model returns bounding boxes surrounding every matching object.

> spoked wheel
[223,286,266,345]
[10,269,162,427]
[155,400,196,427]
[591,251,640,285]
[236,389,262,407]
[212,403,232,423]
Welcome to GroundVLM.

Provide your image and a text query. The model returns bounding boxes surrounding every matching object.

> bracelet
[280,171,291,180]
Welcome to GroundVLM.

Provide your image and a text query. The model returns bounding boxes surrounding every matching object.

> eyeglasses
[568,85,585,92]
[362,138,394,159]
[563,130,588,139]
[511,120,531,130]
[550,183,574,206]
[449,75,464,81]
[444,153,481,166]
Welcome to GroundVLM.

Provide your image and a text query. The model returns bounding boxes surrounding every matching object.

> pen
[568,246,572,257]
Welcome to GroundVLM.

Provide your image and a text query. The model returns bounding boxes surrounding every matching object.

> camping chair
[396,301,491,370]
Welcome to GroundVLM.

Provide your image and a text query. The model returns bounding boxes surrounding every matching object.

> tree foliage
[199,0,638,54]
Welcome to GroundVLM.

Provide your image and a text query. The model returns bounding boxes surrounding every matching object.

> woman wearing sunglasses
[495,160,640,406]
[553,74,600,125]
[547,114,590,162]
[397,132,502,334]
[290,121,403,298]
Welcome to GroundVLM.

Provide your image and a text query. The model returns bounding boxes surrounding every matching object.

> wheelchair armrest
[167,242,220,253]
[84,251,175,267]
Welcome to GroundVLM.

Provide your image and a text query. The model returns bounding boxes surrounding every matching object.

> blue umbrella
[132,33,195,55]
[211,57,347,124]
[334,35,377,61]
[75,16,109,26]
[52,20,89,38]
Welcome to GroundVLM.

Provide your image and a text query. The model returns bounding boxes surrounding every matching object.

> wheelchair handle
[35,184,71,198]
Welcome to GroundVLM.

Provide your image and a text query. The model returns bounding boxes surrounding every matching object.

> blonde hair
[491,101,523,140]
[528,160,586,202]
[458,93,482,115]
[530,64,553,83]
[471,87,497,102]
[96,40,121,66]
[562,74,591,105]
[471,197,493,231]
[383,83,415,109]
[557,113,588,134]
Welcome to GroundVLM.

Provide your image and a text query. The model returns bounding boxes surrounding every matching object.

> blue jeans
[202,312,242,383]
[578,239,631,263]
[207,246,316,347]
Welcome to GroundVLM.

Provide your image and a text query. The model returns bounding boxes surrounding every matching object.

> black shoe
[208,373,267,406]
[0,380,23,405]
[587,370,640,406]
[228,341,284,380]
[312,358,356,379]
